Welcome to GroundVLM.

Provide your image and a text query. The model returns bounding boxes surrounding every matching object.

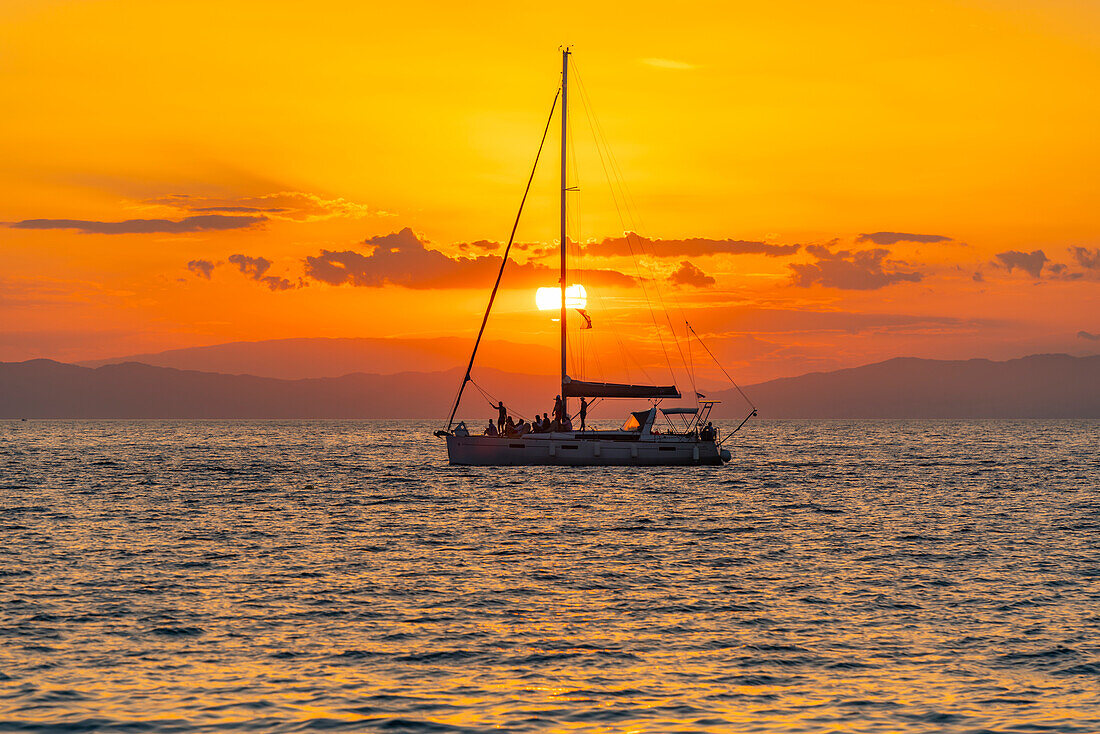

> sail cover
[563,380,681,399]
[622,410,654,431]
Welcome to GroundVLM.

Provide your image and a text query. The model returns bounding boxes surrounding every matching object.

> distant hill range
[740,354,1098,418]
[2,353,1097,419]
[78,337,557,379]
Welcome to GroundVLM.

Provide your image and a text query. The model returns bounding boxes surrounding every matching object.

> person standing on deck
[579,397,588,431]
[553,395,563,423]
[497,401,507,434]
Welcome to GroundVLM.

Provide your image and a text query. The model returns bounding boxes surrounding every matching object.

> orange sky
[2,0,1098,384]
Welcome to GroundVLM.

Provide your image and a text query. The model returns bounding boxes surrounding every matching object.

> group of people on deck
[484,395,589,437]
[478,396,719,441]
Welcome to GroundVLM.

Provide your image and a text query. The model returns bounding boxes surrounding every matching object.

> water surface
[1,419,1098,732]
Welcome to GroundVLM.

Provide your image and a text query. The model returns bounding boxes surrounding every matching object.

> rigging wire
[585,284,653,383]
[566,86,608,388]
[444,86,561,430]
[444,55,755,440]
[561,57,652,386]
[566,96,585,380]
[469,378,529,422]
[718,407,757,446]
[687,333,697,395]
[570,60,679,389]
[686,321,757,411]
[571,63,703,403]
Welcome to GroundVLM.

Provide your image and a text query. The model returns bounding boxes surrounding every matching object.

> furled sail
[562,380,681,399]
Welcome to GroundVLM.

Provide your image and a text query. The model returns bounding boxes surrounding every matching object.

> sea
[0,419,1097,733]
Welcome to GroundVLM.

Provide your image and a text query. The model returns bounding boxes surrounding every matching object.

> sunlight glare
[535,285,587,311]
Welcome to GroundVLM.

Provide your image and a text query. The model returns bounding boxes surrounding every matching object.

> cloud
[227,254,296,291]
[857,232,951,245]
[456,239,500,253]
[510,241,555,259]
[669,261,715,288]
[259,276,296,292]
[9,215,265,235]
[789,244,922,290]
[578,233,800,259]
[1070,247,1100,269]
[995,250,1048,278]
[304,227,634,290]
[186,206,281,213]
[146,191,381,222]
[972,271,984,282]
[1078,330,1100,341]
[182,254,299,290]
[227,254,272,279]
[641,58,697,70]
[187,260,215,279]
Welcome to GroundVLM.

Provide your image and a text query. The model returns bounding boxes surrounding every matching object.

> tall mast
[559,47,570,411]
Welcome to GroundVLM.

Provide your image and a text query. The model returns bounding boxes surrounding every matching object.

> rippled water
[1,419,1098,732]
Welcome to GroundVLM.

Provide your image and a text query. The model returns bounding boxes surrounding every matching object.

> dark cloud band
[227,254,296,291]
[995,250,1048,279]
[10,215,265,234]
[790,244,922,290]
[579,233,800,258]
[669,261,715,288]
[304,228,634,290]
[857,232,951,245]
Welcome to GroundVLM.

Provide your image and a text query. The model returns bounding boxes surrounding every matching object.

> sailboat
[436,49,754,466]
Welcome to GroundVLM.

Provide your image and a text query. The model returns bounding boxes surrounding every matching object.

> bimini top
[562,379,680,399]
[660,407,698,415]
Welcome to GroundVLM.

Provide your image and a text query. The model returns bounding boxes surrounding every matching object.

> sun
[535,284,587,311]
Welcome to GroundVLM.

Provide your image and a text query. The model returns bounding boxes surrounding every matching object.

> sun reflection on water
[0,419,1097,731]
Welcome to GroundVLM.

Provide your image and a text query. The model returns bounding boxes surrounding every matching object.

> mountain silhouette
[2,353,1097,419]
[79,337,557,379]
[712,354,1099,418]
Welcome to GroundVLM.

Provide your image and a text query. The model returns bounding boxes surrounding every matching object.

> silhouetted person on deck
[701,422,715,441]
[579,397,588,431]
[553,395,564,423]
[497,401,507,434]
[485,420,498,437]
[504,415,516,437]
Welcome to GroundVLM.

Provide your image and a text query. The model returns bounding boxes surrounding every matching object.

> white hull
[446,433,727,466]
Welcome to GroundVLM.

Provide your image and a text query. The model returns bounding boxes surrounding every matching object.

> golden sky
[2,0,1098,383]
